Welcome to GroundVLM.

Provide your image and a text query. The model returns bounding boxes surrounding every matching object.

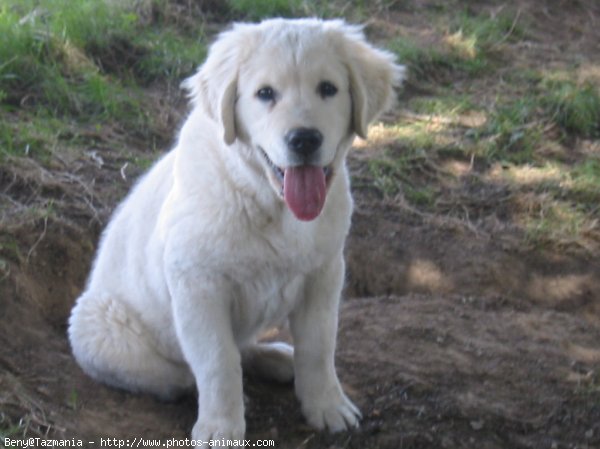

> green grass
[475,97,541,164]
[388,38,464,82]
[133,28,206,83]
[0,0,206,111]
[390,10,523,83]
[524,199,591,246]
[521,160,600,246]
[370,25,599,249]
[467,75,600,165]
[367,147,438,207]
[368,156,405,198]
[67,389,78,410]
[372,9,597,248]
[0,111,67,161]
[0,0,209,165]
[0,234,22,263]
[409,94,477,117]
[566,160,600,206]
[227,0,303,20]
[0,0,206,94]
[0,0,137,108]
[0,424,20,444]
[225,0,391,20]
[449,10,523,51]
[389,35,490,83]
[541,78,600,138]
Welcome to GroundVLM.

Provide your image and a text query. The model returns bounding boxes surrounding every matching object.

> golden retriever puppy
[69,18,403,442]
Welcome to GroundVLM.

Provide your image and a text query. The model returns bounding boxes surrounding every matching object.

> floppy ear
[336,24,405,138]
[182,25,253,145]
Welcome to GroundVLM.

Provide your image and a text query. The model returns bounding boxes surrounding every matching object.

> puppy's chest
[223,219,341,340]
[232,219,333,273]
[230,266,304,342]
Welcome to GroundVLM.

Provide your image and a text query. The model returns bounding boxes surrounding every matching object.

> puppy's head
[184,19,404,221]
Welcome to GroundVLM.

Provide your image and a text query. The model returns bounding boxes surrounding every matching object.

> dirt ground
[1,1,600,448]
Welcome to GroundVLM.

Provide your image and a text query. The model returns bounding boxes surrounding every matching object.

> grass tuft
[524,199,590,247]
[391,10,522,83]
[475,97,541,164]
[367,146,438,207]
[567,160,600,205]
[132,29,206,83]
[389,38,460,82]
[227,0,303,20]
[541,78,600,138]
[449,10,523,52]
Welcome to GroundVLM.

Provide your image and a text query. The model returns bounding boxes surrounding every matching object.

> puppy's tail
[241,341,294,384]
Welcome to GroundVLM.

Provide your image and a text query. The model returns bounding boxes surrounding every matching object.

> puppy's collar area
[258,146,333,221]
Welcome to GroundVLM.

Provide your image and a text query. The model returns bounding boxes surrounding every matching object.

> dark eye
[318,81,338,99]
[256,86,276,102]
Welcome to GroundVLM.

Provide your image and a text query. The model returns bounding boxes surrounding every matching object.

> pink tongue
[283,166,326,221]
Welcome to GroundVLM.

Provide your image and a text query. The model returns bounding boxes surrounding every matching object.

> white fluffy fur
[69,18,403,441]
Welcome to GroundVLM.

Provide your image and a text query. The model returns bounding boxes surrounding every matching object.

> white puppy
[69,18,403,441]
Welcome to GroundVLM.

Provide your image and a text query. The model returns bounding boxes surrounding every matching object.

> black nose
[285,128,323,158]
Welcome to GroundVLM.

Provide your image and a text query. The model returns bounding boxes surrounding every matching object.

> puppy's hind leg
[241,342,294,383]
[69,293,194,400]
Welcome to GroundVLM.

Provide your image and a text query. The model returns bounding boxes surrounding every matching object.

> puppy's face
[185,19,403,221]
[235,40,353,221]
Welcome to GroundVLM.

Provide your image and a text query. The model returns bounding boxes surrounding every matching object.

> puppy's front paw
[302,388,361,433]
[191,416,245,447]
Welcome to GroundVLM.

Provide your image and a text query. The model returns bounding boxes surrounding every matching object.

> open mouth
[258,147,332,190]
[258,146,333,221]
